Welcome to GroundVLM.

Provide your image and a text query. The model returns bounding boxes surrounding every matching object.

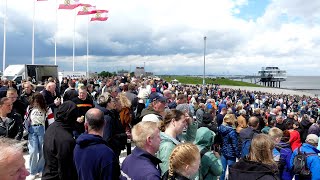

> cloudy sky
[1,0,320,75]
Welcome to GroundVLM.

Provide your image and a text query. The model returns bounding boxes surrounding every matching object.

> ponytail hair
[160,109,184,132]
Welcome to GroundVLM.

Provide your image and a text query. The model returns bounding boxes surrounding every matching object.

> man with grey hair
[121,121,161,179]
[41,81,61,112]
[20,81,35,106]
[74,108,120,180]
[275,115,286,131]
[290,134,320,179]
[0,138,29,179]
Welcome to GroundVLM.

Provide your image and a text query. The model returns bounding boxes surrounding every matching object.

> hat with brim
[150,93,166,102]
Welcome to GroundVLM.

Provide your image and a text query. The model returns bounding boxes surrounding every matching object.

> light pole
[203,36,207,85]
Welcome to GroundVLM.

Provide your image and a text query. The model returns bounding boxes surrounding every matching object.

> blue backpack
[241,131,255,158]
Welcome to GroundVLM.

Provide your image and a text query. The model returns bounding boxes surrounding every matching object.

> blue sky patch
[234,0,271,20]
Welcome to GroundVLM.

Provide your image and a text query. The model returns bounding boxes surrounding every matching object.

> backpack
[292,147,317,178]
[241,131,255,158]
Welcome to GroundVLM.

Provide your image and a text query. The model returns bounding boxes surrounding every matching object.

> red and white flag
[91,10,109,21]
[77,5,96,15]
[58,0,80,10]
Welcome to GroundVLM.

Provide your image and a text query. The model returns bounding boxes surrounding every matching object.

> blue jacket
[290,143,320,180]
[218,124,240,158]
[275,142,293,180]
[74,133,120,180]
[121,147,162,180]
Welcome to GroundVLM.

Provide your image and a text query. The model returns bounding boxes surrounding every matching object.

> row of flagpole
[2,0,108,74]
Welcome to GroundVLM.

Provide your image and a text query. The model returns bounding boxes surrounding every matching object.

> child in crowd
[269,127,293,180]
[162,143,201,180]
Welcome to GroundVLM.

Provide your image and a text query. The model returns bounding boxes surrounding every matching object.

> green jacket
[194,127,222,180]
[157,122,198,176]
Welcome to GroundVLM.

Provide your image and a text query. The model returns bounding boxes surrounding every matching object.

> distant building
[258,67,286,88]
[135,67,145,77]
[117,69,129,76]
[145,72,153,76]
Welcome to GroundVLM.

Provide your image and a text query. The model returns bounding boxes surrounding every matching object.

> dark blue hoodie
[74,133,120,180]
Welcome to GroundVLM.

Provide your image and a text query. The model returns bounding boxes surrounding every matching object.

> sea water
[281,76,320,96]
[233,76,320,96]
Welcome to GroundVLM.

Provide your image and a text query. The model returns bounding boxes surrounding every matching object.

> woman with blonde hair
[162,143,201,180]
[236,109,247,133]
[218,113,240,180]
[229,134,280,180]
[118,93,132,136]
[158,109,197,176]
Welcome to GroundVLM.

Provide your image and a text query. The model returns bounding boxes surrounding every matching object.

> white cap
[142,114,161,123]
[306,134,319,144]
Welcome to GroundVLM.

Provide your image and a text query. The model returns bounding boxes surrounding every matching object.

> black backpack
[292,147,317,178]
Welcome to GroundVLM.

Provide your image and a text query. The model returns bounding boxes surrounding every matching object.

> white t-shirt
[30,108,47,125]
[27,107,54,126]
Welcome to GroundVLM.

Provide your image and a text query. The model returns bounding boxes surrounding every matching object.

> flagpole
[2,0,7,72]
[32,0,35,65]
[73,9,76,71]
[86,15,89,78]
[54,0,57,65]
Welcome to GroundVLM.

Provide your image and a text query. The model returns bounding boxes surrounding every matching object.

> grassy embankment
[159,76,261,87]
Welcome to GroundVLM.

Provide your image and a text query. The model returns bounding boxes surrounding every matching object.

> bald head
[288,112,294,118]
[85,108,105,132]
[248,116,259,129]
[46,82,56,93]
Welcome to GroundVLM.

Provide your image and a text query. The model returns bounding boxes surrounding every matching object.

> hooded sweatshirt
[42,101,78,180]
[194,127,222,180]
[74,133,120,180]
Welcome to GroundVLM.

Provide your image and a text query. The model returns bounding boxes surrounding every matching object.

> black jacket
[229,158,280,180]
[42,101,78,180]
[20,91,34,107]
[103,109,127,157]
[0,113,23,140]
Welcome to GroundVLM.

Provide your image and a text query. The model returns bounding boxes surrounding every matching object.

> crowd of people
[0,75,320,180]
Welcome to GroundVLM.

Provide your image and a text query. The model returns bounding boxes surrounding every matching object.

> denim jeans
[220,154,236,180]
[28,125,45,175]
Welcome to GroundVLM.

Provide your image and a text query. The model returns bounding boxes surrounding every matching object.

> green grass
[158,75,261,87]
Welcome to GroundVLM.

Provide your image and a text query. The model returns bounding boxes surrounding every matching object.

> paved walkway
[24,147,132,180]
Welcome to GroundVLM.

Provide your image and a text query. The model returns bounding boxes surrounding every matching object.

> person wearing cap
[290,134,320,180]
[140,93,166,121]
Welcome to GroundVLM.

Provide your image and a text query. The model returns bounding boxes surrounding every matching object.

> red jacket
[289,129,302,151]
